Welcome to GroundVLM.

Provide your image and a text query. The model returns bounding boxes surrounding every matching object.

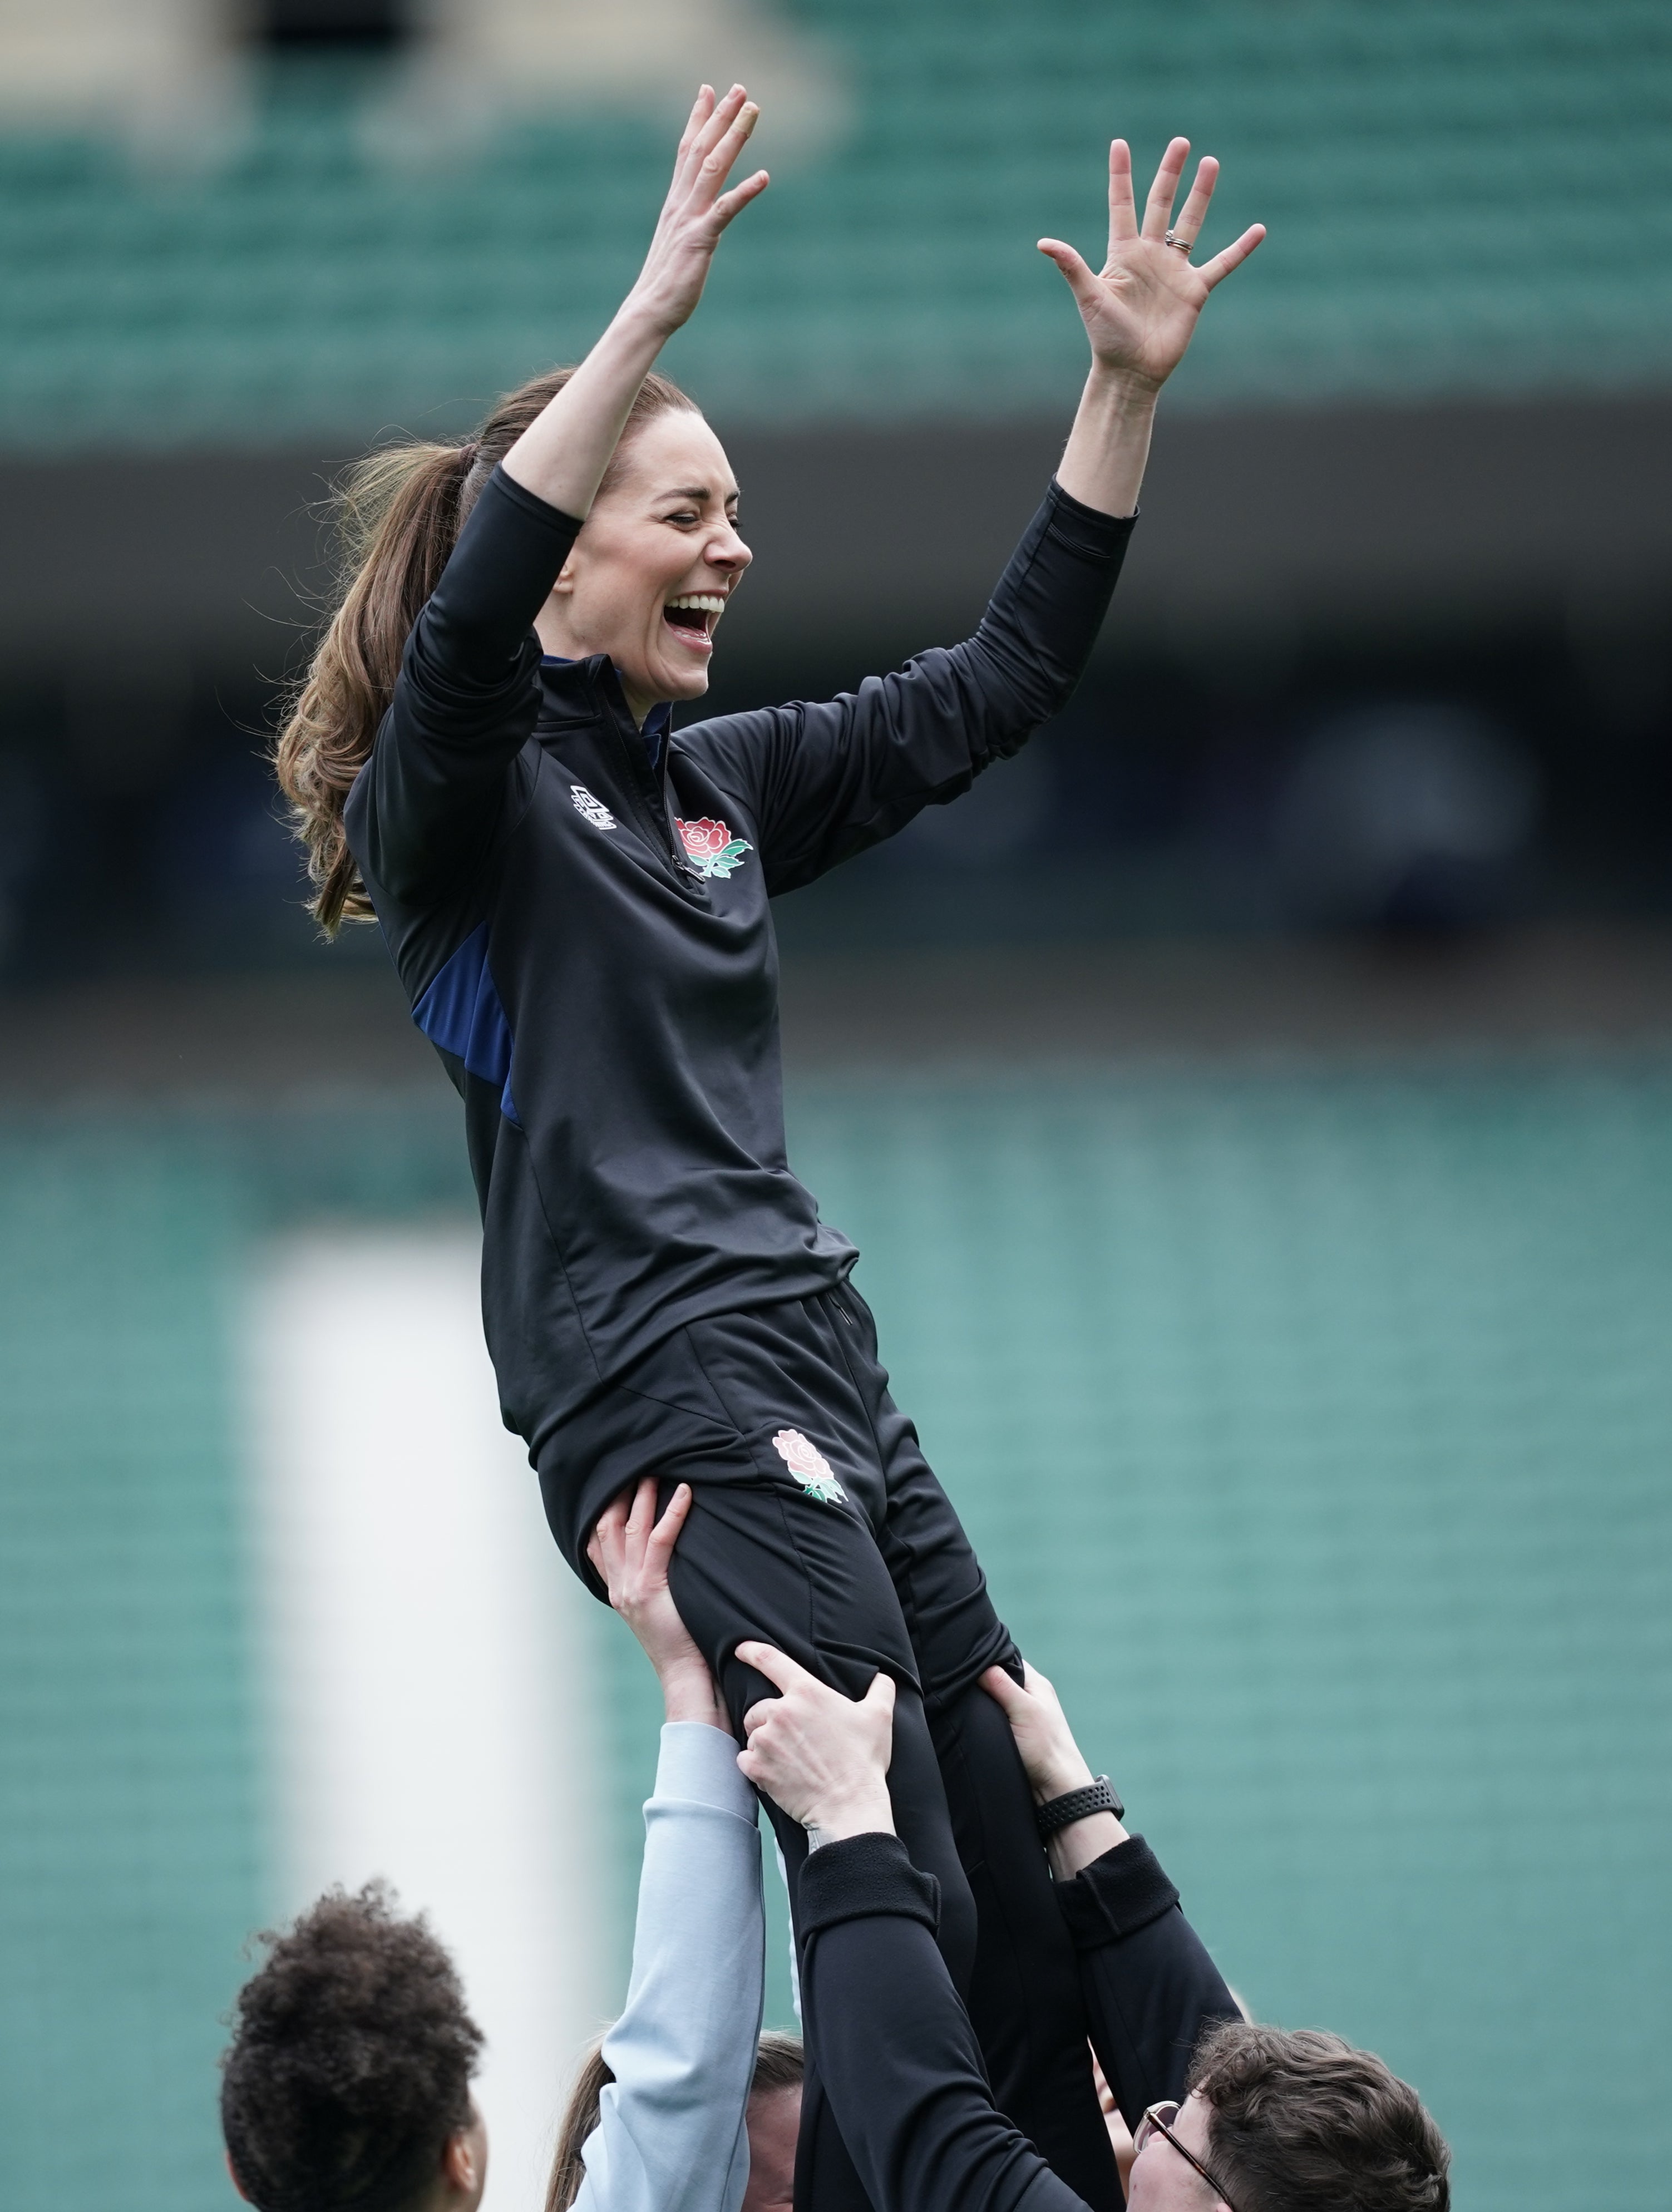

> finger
[1037,239,1104,319]
[677,83,715,160]
[650,1482,693,1551]
[1106,137,1138,244]
[735,1640,817,1695]
[593,1490,629,1539]
[624,1474,657,1538]
[1141,135,1190,240]
[1197,221,1266,292]
[862,1670,897,1722]
[673,84,746,199]
[687,84,751,190]
[591,1492,630,1560]
[670,83,724,195]
[1167,154,1219,250]
[741,1695,779,1737]
[735,1746,780,1796]
[589,1518,625,1605]
[694,82,747,152]
[696,99,760,204]
[978,1662,1028,1715]
[588,1533,616,1588]
[712,169,770,230]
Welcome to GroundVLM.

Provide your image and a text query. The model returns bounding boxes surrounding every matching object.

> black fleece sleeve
[348,466,583,909]
[799,1835,1089,2212]
[1058,1836,1244,2130]
[677,482,1136,895]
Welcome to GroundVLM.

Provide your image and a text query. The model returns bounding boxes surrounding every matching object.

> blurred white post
[245,1230,614,2212]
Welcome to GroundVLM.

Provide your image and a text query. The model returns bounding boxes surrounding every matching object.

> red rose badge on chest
[677,816,753,880]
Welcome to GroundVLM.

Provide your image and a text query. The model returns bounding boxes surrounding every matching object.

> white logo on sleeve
[570,784,618,831]
[772,1429,846,1503]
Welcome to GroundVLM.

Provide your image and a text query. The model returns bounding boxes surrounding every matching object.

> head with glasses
[1127,2021,1449,2211]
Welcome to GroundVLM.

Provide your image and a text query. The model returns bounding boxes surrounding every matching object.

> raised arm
[1044,135,1265,519]
[981,1662,1242,2127]
[679,137,1262,894]
[502,86,766,519]
[736,1642,1240,2212]
[570,1484,765,2212]
[678,483,1137,896]
[348,87,767,911]
[737,1643,1079,2212]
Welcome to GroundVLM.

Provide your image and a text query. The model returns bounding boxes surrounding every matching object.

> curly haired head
[221,1882,484,2212]
[1188,2020,1450,2212]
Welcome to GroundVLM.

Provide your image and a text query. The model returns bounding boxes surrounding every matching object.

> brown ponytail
[544,2037,613,2212]
[274,366,700,932]
[543,2030,803,2212]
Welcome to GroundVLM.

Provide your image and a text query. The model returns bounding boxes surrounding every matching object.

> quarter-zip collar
[540,654,673,769]
[537,654,706,898]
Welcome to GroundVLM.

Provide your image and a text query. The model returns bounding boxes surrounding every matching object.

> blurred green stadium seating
[0,2,1668,451]
[2,1055,1668,2208]
[0,1131,261,2212]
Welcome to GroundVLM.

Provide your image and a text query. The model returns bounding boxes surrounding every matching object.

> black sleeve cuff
[1055,1835,1180,1949]
[1043,478,1140,557]
[797,1832,941,1940]
[482,462,586,538]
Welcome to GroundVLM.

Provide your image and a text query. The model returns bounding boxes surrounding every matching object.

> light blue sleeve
[571,1722,766,2212]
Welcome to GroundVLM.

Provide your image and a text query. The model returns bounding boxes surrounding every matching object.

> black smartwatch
[1035,1775,1123,1840]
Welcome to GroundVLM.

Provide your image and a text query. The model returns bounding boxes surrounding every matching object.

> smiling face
[534,408,751,726]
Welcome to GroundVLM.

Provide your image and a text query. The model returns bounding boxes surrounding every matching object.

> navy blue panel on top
[642,700,673,772]
[412,920,520,1124]
[542,655,672,771]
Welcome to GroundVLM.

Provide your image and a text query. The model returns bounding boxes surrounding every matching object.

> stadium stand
[0,1,1664,985]
[0,2,1666,451]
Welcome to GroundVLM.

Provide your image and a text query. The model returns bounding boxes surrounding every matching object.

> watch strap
[1035,1775,1123,1839]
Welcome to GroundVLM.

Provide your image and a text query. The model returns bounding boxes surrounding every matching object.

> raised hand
[629,83,770,338]
[501,86,766,519]
[1038,137,1265,393]
[981,1656,1128,1878]
[735,1641,896,1839]
[589,1478,727,1728]
[979,1657,1094,1800]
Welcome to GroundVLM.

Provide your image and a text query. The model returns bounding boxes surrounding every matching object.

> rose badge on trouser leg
[677,816,753,879]
[772,1428,846,1503]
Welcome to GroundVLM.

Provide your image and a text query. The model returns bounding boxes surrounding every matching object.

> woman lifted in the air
[277,86,1261,2212]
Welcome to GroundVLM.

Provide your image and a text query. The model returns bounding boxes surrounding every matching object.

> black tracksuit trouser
[537,1285,1122,2212]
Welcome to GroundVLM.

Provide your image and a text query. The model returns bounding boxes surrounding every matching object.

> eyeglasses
[1133,2101,1240,2211]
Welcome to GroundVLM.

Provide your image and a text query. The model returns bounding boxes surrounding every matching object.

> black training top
[344,464,1135,1454]
[797,1830,1241,2212]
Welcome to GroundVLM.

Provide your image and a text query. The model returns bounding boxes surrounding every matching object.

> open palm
[632,83,770,338]
[1039,137,1265,391]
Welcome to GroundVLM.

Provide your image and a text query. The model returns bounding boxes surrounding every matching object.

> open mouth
[663,592,727,647]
